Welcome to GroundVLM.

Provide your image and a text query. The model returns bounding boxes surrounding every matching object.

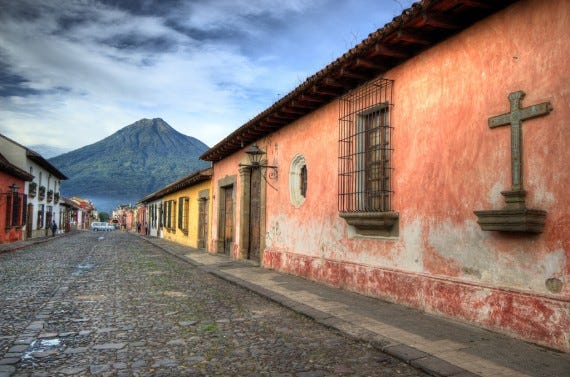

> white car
[91,222,114,231]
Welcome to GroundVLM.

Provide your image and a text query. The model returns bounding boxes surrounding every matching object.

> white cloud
[0,0,415,150]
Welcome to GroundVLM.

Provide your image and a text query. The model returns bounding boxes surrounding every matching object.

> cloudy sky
[0,0,413,151]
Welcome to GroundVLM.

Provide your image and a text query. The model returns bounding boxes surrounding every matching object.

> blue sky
[0,0,414,150]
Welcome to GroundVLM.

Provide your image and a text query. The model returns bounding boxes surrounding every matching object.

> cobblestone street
[0,232,425,376]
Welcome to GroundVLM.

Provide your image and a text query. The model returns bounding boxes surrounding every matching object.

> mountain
[29,144,71,159]
[49,118,210,212]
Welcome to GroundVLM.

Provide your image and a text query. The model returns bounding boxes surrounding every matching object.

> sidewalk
[0,232,67,254]
[142,236,570,377]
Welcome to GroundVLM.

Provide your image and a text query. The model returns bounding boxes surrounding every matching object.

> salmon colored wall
[162,180,211,248]
[212,0,569,351]
[268,0,570,351]
[210,154,246,258]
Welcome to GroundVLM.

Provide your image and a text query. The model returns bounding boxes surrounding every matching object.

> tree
[99,212,110,222]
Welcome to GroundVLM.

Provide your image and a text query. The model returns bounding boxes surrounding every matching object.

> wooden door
[198,198,208,249]
[248,168,261,261]
[26,204,33,238]
[45,210,52,236]
[223,186,233,255]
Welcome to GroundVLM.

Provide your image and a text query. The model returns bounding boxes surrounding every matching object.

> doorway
[26,203,33,239]
[197,195,209,249]
[218,185,234,255]
[248,168,261,261]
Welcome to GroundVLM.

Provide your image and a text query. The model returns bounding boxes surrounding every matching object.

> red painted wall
[211,0,570,351]
[0,173,27,244]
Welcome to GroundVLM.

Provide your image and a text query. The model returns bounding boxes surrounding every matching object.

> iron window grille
[338,77,394,213]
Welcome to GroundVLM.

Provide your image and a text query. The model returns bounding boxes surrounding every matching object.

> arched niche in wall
[289,154,307,209]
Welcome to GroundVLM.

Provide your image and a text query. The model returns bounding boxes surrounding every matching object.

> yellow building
[141,168,212,249]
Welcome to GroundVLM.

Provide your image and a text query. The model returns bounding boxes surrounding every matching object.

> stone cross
[488,90,553,192]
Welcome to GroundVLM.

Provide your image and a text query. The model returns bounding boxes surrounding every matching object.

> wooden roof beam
[420,13,459,29]
[299,94,325,103]
[395,30,431,45]
[338,67,368,81]
[453,0,494,10]
[290,100,318,109]
[276,112,298,120]
[242,128,266,137]
[260,118,283,126]
[371,44,409,59]
[311,85,341,97]
[354,58,385,71]
[281,106,306,115]
[323,78,353,89]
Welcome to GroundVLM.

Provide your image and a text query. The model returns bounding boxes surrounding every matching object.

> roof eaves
[200,0,517,162]
[27,150,68,180]
[139,167,213,203]
[0,153,35,181]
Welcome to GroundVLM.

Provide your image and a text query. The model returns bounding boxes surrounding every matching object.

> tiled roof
[26,149,68,180]
[139,167,213,203]
[201,0,517,161]
[0,152,34,181]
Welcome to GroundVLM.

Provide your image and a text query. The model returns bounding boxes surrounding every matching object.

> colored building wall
[211,0,569,351]
[210,156,248,258]
[27,160,64,238]
[161,180,211,248]
[0,136,65,239]
[0,173,27,243]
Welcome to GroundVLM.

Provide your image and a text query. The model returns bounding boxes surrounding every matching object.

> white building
[0,134,68,238]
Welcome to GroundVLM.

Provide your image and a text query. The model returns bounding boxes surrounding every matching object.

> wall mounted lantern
[239,143,278,180]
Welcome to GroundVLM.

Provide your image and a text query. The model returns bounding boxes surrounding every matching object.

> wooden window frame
[178,196,189,235]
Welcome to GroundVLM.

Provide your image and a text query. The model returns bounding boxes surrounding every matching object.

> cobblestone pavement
[0,232,427,376]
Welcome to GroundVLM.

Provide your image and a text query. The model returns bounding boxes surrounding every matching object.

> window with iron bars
[338,77,398,236]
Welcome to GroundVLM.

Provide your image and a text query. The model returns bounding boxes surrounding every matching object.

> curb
[144,237,480,377]
[0,233,68,255]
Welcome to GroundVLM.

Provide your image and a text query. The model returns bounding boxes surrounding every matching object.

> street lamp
[245,143,265,166]
[239,143,278,180]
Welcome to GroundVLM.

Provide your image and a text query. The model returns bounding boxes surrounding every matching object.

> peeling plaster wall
[258,0,570,351]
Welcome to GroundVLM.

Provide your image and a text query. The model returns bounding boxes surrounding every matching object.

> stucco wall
[210,155,247,258]
[162,180,211,248]
[0,174,27,243]
[212,0,569,351]
[267,0,570,351]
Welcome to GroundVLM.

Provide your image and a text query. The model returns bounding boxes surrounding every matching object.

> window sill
[340,211,399,237]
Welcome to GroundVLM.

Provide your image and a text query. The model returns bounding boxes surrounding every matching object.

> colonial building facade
[201,0,569,352]
[0,134,67,239]
[0,153,34,243]
[140,168,212,248]
[60,196,96,232]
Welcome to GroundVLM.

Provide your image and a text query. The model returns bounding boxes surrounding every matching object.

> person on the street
[51,220,57,237]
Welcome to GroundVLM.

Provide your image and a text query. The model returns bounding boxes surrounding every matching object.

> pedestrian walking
[51,220,57,237]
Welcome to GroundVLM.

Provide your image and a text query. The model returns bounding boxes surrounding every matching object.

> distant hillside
[29,144,71,159]
[49,118,210,211]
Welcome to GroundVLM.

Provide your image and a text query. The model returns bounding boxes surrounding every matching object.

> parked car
[91,222,114,231]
